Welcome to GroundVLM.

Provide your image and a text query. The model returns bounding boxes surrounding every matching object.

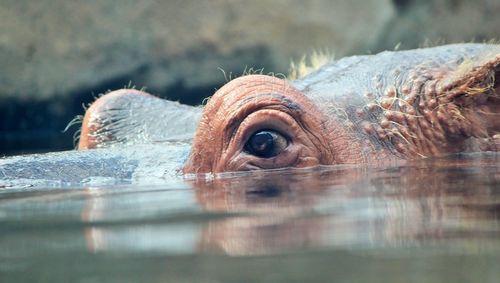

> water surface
[1,153,500,282]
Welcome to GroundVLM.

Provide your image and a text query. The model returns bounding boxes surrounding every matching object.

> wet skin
[78,44,500,173]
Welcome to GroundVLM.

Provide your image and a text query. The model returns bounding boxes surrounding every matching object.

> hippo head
[78,44,500,174]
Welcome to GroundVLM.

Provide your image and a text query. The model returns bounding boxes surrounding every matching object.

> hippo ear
[439,47,500,101]
[432,46,500,141]
[78,89,202,149]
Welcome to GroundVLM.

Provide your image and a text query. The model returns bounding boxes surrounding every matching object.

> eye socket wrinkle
[237,93,303,114]
[223,92,304,147]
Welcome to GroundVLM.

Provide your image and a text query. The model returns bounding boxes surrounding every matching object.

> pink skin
[183,75,373,173]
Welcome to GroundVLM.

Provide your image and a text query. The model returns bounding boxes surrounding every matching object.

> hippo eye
[244,130,288,158]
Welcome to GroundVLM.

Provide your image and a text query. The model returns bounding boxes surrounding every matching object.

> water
[1,153,500,282]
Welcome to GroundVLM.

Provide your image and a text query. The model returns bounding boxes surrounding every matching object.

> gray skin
[2,43,500,186]
[292,43,500,161]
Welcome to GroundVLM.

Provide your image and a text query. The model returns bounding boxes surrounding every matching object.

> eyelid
[241,109,294,137]
[223,101,303,150]
[220,108,302,171]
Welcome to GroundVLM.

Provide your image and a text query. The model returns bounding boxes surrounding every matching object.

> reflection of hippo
[77,157,500,255]
[79,44,500,173]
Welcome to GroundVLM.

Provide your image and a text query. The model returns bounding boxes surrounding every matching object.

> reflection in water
[1,154,500,282]
[80,184,202,254]
[74,154,500,256]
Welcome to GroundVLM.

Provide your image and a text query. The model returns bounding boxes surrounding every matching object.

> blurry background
[1,0,500,155]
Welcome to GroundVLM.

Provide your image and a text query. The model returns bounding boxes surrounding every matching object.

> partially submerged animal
[79,43,500,174]
[4,43,500,187]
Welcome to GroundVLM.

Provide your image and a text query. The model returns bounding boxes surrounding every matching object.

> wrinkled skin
[79,44,500,174]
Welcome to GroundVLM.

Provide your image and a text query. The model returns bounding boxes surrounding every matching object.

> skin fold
[78,43,500,174]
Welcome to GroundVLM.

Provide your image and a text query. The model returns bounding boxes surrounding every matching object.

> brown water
[1,153,500,282]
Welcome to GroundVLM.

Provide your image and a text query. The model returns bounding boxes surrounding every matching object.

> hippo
[78,43,500,174]
[4,43,500,187]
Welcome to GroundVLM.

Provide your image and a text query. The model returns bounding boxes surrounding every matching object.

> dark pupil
[247,131,275,158]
